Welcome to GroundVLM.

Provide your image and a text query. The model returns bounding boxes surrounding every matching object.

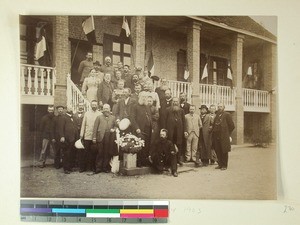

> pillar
[262,43,277,143]
[130,16,146,69]
[53,16,70,107]
[231,34,245,145]
[187,21,201,110]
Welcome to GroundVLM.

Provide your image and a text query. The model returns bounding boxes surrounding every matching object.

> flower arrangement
[115,133,145,154]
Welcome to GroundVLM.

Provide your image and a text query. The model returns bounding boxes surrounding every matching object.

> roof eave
[187,16,277,45]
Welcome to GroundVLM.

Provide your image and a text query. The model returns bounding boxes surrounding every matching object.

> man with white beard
[131,91,152,167]
[165,97,185,166]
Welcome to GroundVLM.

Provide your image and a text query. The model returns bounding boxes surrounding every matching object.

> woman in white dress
[82,68,101,103]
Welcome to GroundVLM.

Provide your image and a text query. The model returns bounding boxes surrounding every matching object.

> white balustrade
[153,80,192,103]
[199,84,236,111]
[243,88,270,112]
[66,74,90,113]
[20,64,56,97]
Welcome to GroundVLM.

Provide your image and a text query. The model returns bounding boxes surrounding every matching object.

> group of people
[36,53,235,177]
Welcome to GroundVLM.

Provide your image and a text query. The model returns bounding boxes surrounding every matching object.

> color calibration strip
[20,199,168,223]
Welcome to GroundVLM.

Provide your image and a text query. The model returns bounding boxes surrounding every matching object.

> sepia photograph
[20,15,277,200]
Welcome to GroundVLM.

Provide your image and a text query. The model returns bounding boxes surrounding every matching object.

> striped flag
[82,16,96,44]
[35,36,47,60]
[227,63,233,80]
[247,66,253,76]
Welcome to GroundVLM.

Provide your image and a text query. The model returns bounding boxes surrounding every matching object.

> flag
[247,66,253,76]
[35,36,47,60]
[147,50,155,76]
[82,16,96,44]
[227,63,233,80]
[184,69,189,80]
[119,16,132,44]
[201,63,208,80]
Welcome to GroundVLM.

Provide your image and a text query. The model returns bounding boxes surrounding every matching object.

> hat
[199,105,208,110]
[56,105,65,109]
[150,75,160,81]
[119,118,131,130]
[74,139,85,149]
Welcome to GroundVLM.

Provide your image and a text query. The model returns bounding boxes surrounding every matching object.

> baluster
[40,68,45,96]
[46,69,51,96]
[34,67,39,95]
[21,65,25,94]
[27,67,32,95]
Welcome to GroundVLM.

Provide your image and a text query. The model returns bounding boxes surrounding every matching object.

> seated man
[149,129,178,177]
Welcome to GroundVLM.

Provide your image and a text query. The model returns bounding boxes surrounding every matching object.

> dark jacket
[97,81,114,105]
[212,111,235,153]
[131,104,152,135]
[113,97,137,121]
[159,98,172,129]
[73,112,85,132]
[92,114,116,142]
[180,102,190,115]
[165,107,185,145]
[40,113,55,140]
[58,114,78,143]
[53,114,65,141]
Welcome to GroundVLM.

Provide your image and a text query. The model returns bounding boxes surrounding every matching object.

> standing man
[149,129,178,177]
[184,105,202,165]
[199,105,213,167]
[72,102,85,168]
[212,103,235,170]
[100,56,115,76]
[58,107,78,174]
[37,105,56,168]
[92,104,117,173]
[209,104,218,164]
[114,88,136,125]
[78,51,93,84]
[159,88,173,129]
[131,83,142,102]
[79,100,101,172]
[165,97,185,166]
[155,78,169,103]
[179,92,190,115]
[52,105,65,169]
[131,91,152,167]
[97,73,115,109]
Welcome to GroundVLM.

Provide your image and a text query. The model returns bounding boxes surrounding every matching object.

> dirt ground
[20,145,276,200]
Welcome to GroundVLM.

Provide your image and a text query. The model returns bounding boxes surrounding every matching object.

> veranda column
[262,42,277,143]
[231,34,245,145]
[53,16,71,107]
[130,16,146,69]
[187,21,201,109]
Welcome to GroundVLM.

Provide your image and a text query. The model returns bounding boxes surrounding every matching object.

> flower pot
[123,153,137,169]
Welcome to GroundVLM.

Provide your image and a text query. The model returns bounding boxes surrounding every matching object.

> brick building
[20,16,277,158]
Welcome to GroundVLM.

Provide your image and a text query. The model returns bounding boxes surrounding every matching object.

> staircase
[66,74,90,112]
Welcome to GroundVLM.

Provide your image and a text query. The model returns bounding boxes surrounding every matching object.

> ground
[21,145,276,200]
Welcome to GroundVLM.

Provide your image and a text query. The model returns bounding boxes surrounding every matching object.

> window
[103,33,132,67]
[112,42,131,67]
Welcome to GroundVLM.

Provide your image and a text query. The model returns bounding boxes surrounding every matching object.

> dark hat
[56,105,65,109]
[150,75,160,81]
[199,105,208,110]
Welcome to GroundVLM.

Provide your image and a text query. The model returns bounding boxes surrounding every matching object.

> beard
[171,105,180,112]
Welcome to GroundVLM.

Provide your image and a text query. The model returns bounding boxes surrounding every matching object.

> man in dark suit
[52,105,65,169]
[149,129,178,177]
[165,97,185,165]
[58,107,78,174]
[37,105,56,168]
[92,104,117,173]
[131,91,152,167]
[212,103,235,170]
[72,102,85,168]
[131,83,142,102]
[113,88,137,133]
[179,92,190,115]
[159,88,173,129]
[97,73,115,109]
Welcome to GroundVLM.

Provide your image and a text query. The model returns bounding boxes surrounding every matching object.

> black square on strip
[138,205,153,209]
[78,205,93,209]
[93,205,108,209]
[108,205,123,209]
[123,205,138,209]
[21,204,34,208]
[154,205,168,209]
